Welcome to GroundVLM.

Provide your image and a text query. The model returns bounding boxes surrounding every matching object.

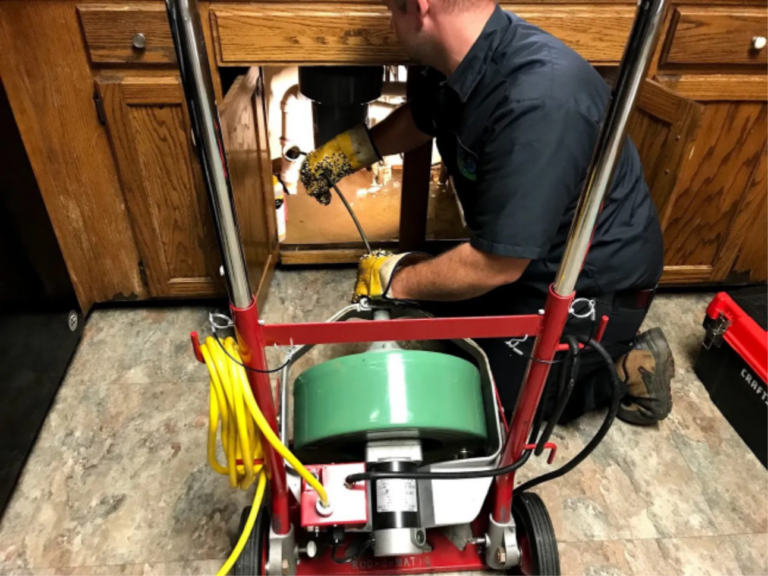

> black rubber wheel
[233,505,270,576]
[509,493,560,576]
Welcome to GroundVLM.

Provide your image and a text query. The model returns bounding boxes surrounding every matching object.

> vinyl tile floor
[1,268,766,576]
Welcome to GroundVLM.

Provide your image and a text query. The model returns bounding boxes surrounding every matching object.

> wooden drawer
[211,3,635,65]
[78,4,176,65]
[661,6,767,67]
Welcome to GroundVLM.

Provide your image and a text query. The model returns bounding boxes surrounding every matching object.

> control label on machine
[376,479,417,513]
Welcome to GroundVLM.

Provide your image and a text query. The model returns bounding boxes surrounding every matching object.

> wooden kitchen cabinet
[215,0,766,285]
[727,146,767,283]
[0,1,276,310]
[96,74,224,297]
[660,6,767,67]
[210,3,637,66]
[96,69,277,301]
[83,1,275,303]
[0,0,764,312]
[627,80,703,224]
[626,79,706,281]
[78,3,178,65]
[0,0,147,310]
[651,2,768,284]
[660,101,767,283]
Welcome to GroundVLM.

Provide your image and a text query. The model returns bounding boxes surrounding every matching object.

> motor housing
[363,440,429,557]
[292,350,488,464]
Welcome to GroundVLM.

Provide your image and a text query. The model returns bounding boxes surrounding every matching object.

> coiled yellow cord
[200,336,329,575]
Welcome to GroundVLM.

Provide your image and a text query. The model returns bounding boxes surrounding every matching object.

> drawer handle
[751,36,766,51]
[132,33,147,50]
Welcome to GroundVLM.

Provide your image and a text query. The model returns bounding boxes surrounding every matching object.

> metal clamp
[268,525,297,576]
[484,513,521,570]
[356,297,372,311]
[570,297,596,321]
[505,335,529,356]
[208,312,234,331]
[278,343,298,362]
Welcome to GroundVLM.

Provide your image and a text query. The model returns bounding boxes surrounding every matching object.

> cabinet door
[97,75,224,297]
[220,68,279,307]
[704,104,768,284]
[714,142,767,284]
[660,102,766,284]
[626,79,706,283]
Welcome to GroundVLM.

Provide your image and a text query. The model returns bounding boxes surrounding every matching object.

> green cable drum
[293,350,488,462]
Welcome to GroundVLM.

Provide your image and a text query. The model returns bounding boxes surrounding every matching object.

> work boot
[616,327,674,425]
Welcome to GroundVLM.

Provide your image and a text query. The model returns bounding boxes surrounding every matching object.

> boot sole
[618,327,674,425]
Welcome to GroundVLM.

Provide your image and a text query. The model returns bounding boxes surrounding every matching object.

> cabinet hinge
[93,89,106,125]
[138,261,149,287]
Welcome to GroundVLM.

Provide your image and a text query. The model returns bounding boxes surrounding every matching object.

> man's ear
[414,0,430,22]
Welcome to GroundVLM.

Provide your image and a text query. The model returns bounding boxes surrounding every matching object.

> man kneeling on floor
[299,0,674,425]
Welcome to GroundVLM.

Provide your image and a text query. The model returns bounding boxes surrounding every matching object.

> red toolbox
[695,287,767,467]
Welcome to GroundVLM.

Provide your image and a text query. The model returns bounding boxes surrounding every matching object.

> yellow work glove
[353,251,430,302]
[300,125,381,205]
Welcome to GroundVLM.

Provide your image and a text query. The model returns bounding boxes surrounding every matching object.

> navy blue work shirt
[411,5,664,298]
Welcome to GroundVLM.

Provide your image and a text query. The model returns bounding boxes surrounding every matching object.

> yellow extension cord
[200,336,329,576]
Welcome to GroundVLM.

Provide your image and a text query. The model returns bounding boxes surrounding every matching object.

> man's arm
[390,102,589,301]
[389,243,529,301]
[369,103,433,157]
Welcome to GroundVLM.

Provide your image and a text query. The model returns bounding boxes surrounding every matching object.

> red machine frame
[166,0,668,569]
[232,284,576,536]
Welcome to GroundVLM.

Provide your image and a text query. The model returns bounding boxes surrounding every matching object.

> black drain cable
[290,147,373,254]
[517,336,622,493]
[345,447,534,484]
[325,176,372,255]
[534,336,580,455]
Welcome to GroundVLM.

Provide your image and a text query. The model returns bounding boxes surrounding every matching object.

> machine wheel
[509,493,560,576]
[233,505,270,576]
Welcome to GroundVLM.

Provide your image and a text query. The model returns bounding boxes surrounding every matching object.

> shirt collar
[445,4,508,102]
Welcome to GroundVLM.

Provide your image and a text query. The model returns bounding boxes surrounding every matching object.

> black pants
[424,290,653,422]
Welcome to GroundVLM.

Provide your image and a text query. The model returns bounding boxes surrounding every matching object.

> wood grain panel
[97,75,224,297]
[656,74,768,101]
[280,247,370,265]
[626,79,702,233]
[280,240,460,265]
[504,4,636,64]
[0,1,144,311]
[660,265,715,284]
[663,102,767,275]
[78,3,176,65]
[715,142,767,283]
[199,1,225,103]
[211,3,635,65]
[661,6,768,67]
[212,4,403,64]
[220,68,278,309]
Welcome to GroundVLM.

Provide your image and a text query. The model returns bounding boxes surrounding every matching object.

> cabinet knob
[751,36,767,51]
[132,33,147,50]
